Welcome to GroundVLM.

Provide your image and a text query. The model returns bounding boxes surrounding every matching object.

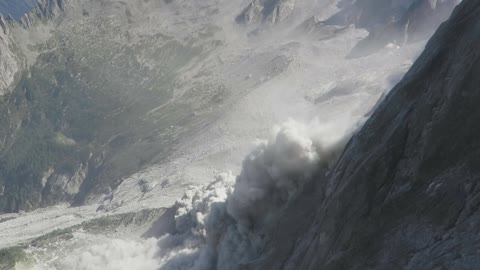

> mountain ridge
[247,0,480,269]
[0,0,458,215]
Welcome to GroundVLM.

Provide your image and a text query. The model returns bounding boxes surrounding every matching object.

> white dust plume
[61,117,358,270]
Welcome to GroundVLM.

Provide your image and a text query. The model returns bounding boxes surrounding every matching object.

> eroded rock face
[327,0,460,56]
[45,164,88,196]
[0,16,22,96]
[0,0,36,20]
[294,16,351,40]
[248,0,480,269]
[0,0,69,97]
[34,0,67,19]
[237,0,264,24]
[0,0,234,213]
[0,0,83,213]
[237,0,296,25]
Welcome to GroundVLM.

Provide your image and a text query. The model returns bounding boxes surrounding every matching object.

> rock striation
[237,0,296,25]
[0,15,20,96]
[327,0,460,56]
[0,0,69,96]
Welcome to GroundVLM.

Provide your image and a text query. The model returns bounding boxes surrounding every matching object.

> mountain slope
[0,0,36,20]
[0,0,458,226]
[0,0,235,212]
[249,1,480,269]
[327,0,461,56]
[236,0,296,25]
[0,0,469,269]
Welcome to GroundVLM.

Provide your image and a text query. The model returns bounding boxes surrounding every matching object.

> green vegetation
[54,132,76,147]
[78,208,165,234]
[30,228,74,248]
[0,246,30,270]
[0,5,225,212]
[0,209,163,268]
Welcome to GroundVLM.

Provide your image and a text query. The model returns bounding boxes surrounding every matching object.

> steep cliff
[237,0,458,55]
[249,0,480,269]
[0,0,68,96]
[0,0,36,20]
[236,0,297,25]
[0,15,23,96]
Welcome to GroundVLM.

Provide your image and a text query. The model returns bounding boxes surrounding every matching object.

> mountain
[0,0,471,269]
[0,0,233,212]
[246,0,480,269]
[326,0,461,56]
[0,0,351,213]
[0,0,36,20]
[236,0,460,56]
[236,0,297,25]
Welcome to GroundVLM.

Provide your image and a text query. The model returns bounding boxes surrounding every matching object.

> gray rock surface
[0,20,21,96]
[0,0,82,212]
[294,16,351,40]
[248,0,480,269]
[0,0,234,213]
[34,0,67,19]
[0,0,69,97]
[237,0,296,25]
[327,0,460,56]
[0,0,36,20]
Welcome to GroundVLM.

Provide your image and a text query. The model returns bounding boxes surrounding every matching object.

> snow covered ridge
[60,119,357,270]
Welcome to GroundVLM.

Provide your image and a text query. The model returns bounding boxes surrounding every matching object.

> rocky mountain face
[19,0,67,27]
[237,0,458,56]
[247,0,480,269]
[0,0,36,20]
[0,16,23,97]
[327,0,461,56]
[0,0,68,96]
[236,0,297,25]
[0,0,84,212]
[0,0,229,212]
[0,0,460,214]
[0,0,103,213]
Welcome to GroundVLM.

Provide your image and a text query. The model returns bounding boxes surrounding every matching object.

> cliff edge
[250,0,480,269]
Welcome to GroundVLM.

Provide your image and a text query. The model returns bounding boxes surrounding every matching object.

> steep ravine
[248,0,480,269]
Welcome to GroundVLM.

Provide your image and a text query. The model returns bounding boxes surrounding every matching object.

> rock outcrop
[248,0,480,269]
[327,0,460,56]
[237,0,296,25]
[0,16,22,97]
[33,0,68,20]
[0,0,230,213]
[0,0,36,20]
[0,0,79,213]
[0,0,69,96]
[17,0,68,28]
[294,16,351,40]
